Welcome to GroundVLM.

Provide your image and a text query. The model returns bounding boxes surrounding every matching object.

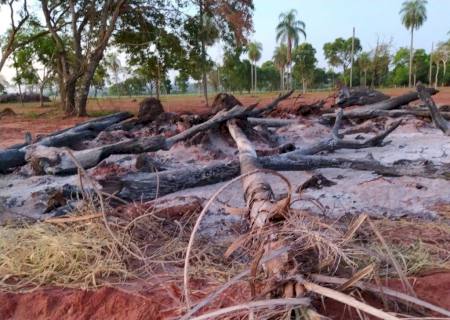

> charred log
[416,83,450,135]
[320,88,438,124]
[335,86,389,108]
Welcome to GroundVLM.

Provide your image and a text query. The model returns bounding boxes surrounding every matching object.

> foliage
[258,60,280,91]
[391,47,410,86]
[292,43,317,91]
[370,40,391,87]
[248,41,262,62]
[221,49,251,92]
[276,9,306,62]
[400,0,428,31]
[323,37,362,74]
[175,71,190,93]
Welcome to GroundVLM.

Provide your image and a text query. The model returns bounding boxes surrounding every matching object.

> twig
[367,217,417,299]
[65,149,146,261]
[183,169,275,308]
[301,280,401,320]
[188,298,310,320]
[44,213,102,224]
[180,247,291,320]
[310,274,450,318]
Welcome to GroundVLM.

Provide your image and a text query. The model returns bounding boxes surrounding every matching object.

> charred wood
[320,88,438,124]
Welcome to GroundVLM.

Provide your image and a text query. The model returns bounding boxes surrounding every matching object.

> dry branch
[417,83,450,135]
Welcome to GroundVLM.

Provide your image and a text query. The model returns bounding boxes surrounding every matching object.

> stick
[188,298,310,320]
[302,281,401,320]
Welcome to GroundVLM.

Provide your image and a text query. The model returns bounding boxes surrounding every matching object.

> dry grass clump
[0,219,133,291]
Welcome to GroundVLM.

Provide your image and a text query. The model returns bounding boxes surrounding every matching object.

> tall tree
[193,0,254,105]
[247,41,262,91]
[12,31,57,106]
[436,42,449,86]
[400,0,427,87]
[292,42,316,93]
[0,0,48,72]
[273,44,288,90]
[323,37,362,83]
[391,47,410,86]
[41,0,126,116]
[105,52,122,96]
[276,9,306,90]
[357,52,371,87]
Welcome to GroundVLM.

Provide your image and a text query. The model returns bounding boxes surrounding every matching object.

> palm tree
[276,9,306,89]
[248,42,262,92]
[400,0,427,87]
[273,44,288,90]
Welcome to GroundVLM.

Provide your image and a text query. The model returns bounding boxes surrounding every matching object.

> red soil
[1,272,449,320]
[319,272,450,319]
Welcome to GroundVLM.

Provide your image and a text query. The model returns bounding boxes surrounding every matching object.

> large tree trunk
[435,62,440,89]
[104,153,450,202]
[320,87,438,124]
[250,63,253,92]
[76,58,101,117]
[253,61,258,92]
[64,79,77,116]
[409,28,414,88]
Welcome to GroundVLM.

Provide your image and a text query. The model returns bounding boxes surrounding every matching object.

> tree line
[0,0,449,117]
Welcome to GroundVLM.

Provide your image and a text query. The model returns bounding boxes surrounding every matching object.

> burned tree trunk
[104,154,450,202]
[0,112,133,172]
[417,83,450,135]
[26,104,257,175]
[335,86,389,108]
[320,88,438,124]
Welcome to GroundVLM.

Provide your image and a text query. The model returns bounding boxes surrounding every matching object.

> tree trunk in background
[254,61,257,91]
[250,63,253,92]
[64,79,77,116]
[435,62,440,89]
[408,28,414,88]
[199,0,208,106]
[39,85,44,107]
[156,63,161,100]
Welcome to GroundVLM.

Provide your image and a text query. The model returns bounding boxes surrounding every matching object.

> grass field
[1,87,450,148]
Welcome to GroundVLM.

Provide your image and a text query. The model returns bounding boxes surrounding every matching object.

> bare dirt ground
[2,87,449,148]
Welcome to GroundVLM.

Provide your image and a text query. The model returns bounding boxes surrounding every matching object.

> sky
[211,0,449,67]
[1,0,449,83]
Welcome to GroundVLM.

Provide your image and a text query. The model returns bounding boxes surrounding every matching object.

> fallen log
[348,108,450,120]
[416,83,450,135]
[248,90,294,117]
[335,86,389,108]
[0,149,27,173]
[36,111,133,142]
[247,117,297,127]
[105,153,450,202]
[0,112,133,172]
[26,104,258,175]
[320,88,438,124]
[101,114,403,201]
[295,109,401,156]
[226,119,297,299]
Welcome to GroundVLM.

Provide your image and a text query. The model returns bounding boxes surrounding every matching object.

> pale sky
[1,0,449,83]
